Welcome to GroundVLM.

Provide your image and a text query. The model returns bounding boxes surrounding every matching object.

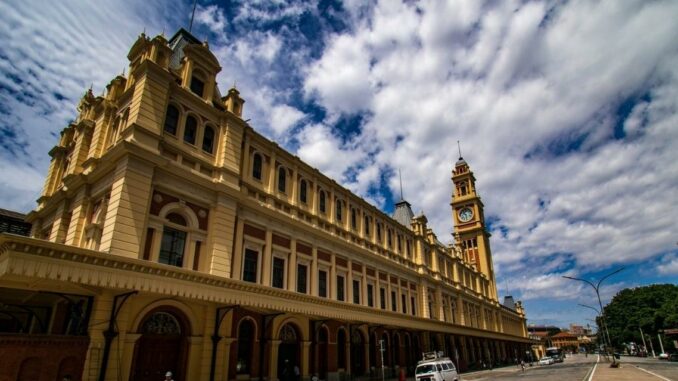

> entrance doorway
[131,309,189,381]
[317,327,328,380]
[277,323,300,381]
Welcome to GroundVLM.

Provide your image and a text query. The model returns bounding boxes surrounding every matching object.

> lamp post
[577,303,611,350]
[563,267,624,362]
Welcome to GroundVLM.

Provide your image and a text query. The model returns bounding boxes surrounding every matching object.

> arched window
[299,179,307,204]
[237,319,255,374]
[190,70,205,97]
[351,208,357,230]
[202,125,215,153]
[336,199,342,222]
[252,153,262,180]
[159,212,188,267]
[184,115,198,145]
[277,167,286,193]
[164,105,179,135]
[319,190,326,213]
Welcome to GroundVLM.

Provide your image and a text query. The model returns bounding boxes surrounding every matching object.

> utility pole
[658,333,665,354]
[639,327,648,355]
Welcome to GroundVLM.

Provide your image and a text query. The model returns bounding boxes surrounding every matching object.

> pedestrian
[165,371,175,381]
[294,364,300,381]
[520,360,525,372]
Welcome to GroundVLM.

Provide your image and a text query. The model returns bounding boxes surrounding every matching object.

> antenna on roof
[189,0,198,32]
[399,169,404,201]
[457,140,462,159]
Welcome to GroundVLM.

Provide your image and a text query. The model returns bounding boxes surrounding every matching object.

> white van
[415,352,459,381]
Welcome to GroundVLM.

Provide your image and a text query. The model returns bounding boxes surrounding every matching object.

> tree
[603,284,678,349]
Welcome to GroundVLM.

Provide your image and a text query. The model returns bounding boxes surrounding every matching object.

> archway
[317,326,329,380]
[404,334,413,375]
[337,328,347,370]
[369,331,377,373]
[350,329,365,376]
[277,323,301,381]
[236,319,256,376]
[131,308,190,381]
[393,333,401,368]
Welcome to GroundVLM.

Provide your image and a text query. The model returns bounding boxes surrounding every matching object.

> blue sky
[0,0,676,329]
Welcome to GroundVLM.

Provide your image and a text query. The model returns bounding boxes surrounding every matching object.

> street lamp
[563,267,625,362]
[577,303,612,350]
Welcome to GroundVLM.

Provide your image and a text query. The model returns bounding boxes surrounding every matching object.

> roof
[392,199,414,227]
[0,208,27,220]
[552,332,578,339]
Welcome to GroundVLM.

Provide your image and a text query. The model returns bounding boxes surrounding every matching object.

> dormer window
[190,70,206,97]
[184,115,197,145]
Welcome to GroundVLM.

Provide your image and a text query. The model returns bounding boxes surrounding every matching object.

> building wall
[4,29,531,381]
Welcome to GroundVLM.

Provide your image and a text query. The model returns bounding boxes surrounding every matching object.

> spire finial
[399,169,404,201]
[189,0,198,32]
[457,140,462,159]
[122,67,126,76]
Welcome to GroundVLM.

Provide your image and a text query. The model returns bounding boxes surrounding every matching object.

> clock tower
[451,156,498,301]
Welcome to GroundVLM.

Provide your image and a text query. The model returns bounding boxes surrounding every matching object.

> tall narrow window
[272,257,285,289]
[184,115,197,144]
[351,209,357,230]
[353,280,360,304]
[387,230,392,248]
[401,294,407,314]
[252,153,262,180]
[336,200,342,222]
[367,284,374,307]
[190,71,205,97]
[243,249,258,283]
[380,288,386,309]
[297,264,308,294]
[299,180,307,204]
[202,125,215,153]
[391,291,397,312]
[277,167,286,193]
[319,270,328,297]
[411,296,416,316]
[377,224,382,242]
[337,275,345,301]
[319,191,326,213]
[164,105,179,135]
[364,216,370,235]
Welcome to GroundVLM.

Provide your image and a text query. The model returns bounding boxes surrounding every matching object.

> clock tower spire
[451,156,498,301]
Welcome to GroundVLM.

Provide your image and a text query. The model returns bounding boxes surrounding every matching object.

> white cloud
[195,5,227,34]
[657,254,678,276]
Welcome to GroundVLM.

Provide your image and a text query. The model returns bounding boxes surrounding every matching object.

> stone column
[232,218,245,279]
[289,238,298,292]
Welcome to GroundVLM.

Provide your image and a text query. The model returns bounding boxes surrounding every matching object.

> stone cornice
[0,234,530,343]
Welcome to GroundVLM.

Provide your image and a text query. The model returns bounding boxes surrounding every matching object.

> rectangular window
[411,296,416,316]
[190,77,205,97]
[401,294,407,314]
[297,264,308,294]
[243,249,258,283]
[159,227,186,267]
[319,270,328,297]
[391,291,397,312]
[367,284,374,307]
[380,288,386,309]
[353,280,360,304]
[337,275,345,301]
[272,257,285,289]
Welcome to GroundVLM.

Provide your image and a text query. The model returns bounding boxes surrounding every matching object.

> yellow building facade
[0,29,530,381]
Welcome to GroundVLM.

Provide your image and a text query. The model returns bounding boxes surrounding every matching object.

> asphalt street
[458,354,678,381]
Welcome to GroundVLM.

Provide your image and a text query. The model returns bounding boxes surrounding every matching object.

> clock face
[458,207,474,222]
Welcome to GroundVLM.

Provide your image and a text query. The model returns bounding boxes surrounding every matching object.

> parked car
[538,356,554,365]
[658,353,669,360]
[669,353,678,362]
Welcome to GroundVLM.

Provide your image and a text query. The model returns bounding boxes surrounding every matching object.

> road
[458,354,678,381]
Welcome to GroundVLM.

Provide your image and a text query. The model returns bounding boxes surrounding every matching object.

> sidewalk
[591,361,670,381]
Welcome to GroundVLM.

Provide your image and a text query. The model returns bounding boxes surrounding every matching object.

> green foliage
[603,284,678,349]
